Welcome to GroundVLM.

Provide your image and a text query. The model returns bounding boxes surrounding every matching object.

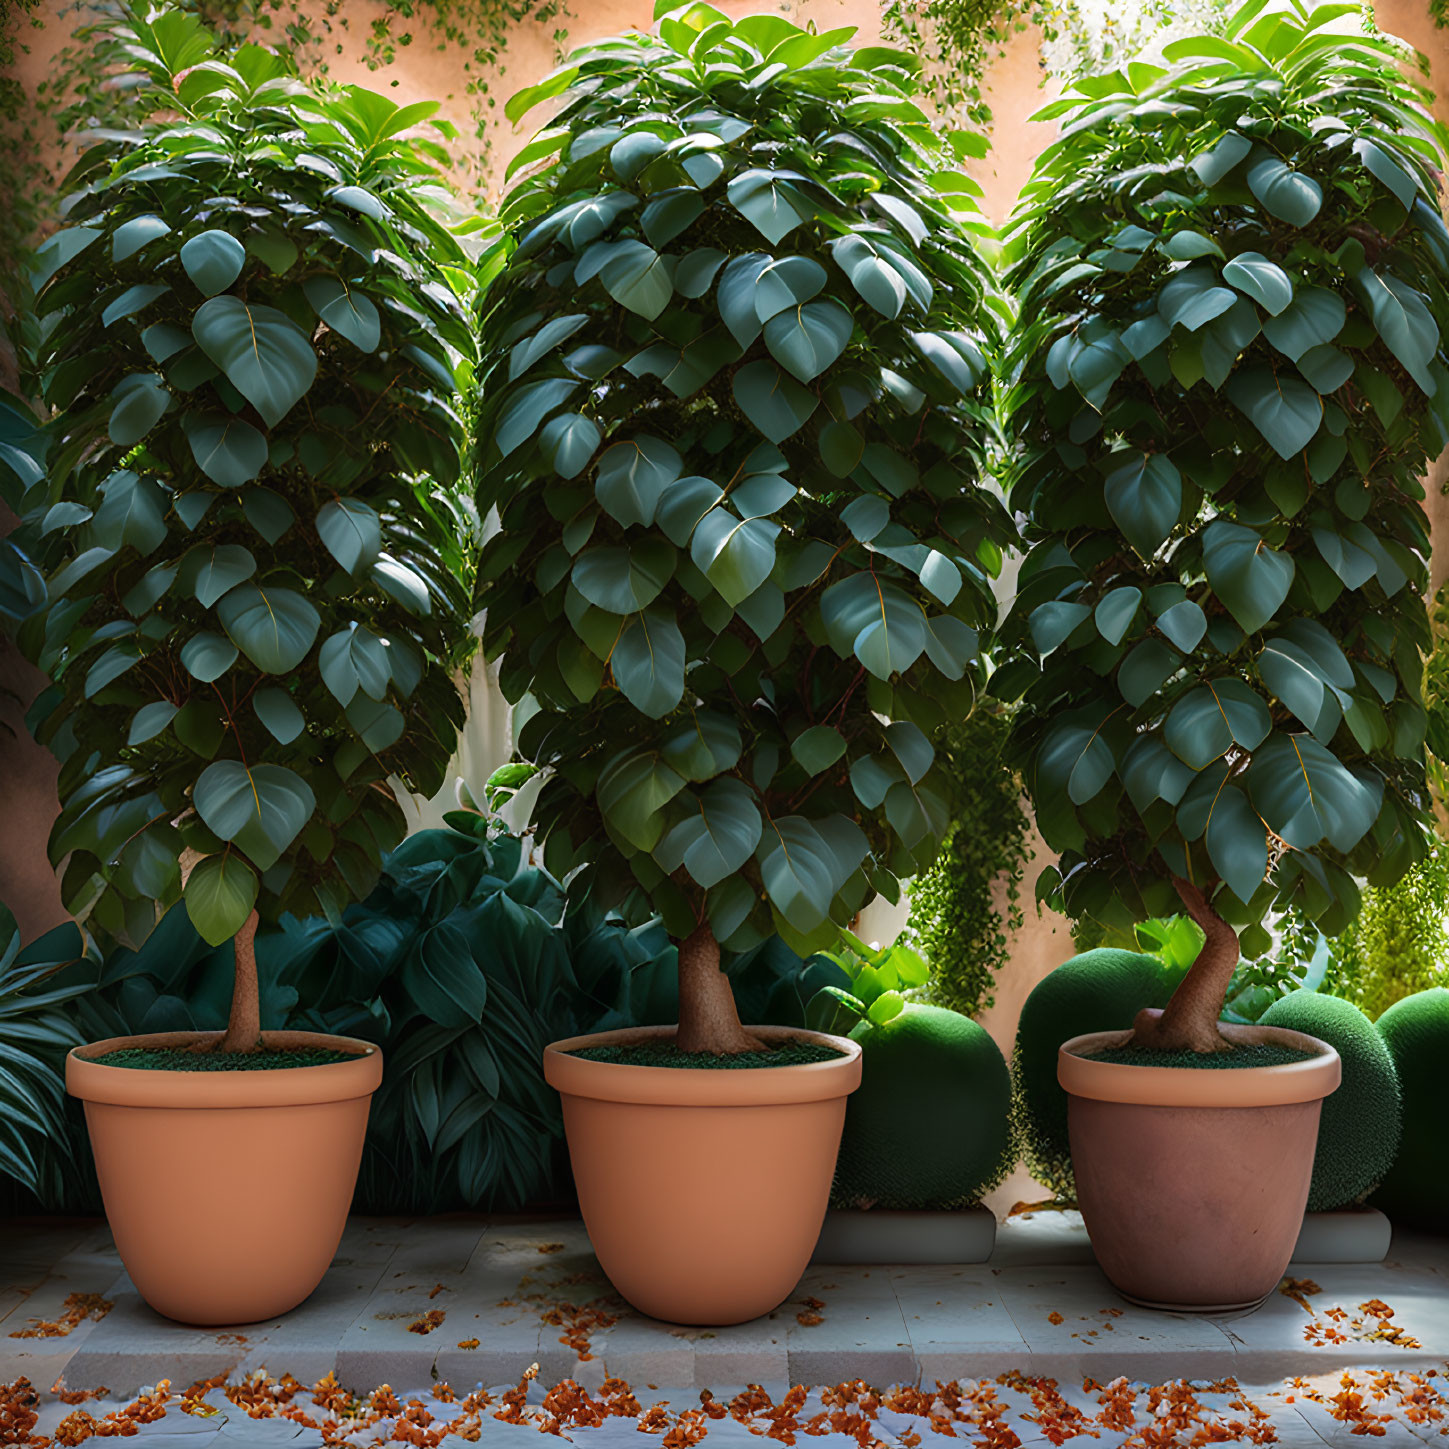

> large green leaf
[596,750,685,851]
[611,609,685,717]
[757,814,858,932]
[1356,267,1439,393]
[1261,286,1345,361]
[192,296,317,427]
[216,582,321,672]
[184,853,259,947]
[1201,520,1295,633]
[732,360,818,442]
[1103,452,1182,557]
[1246,154,1322,226]
[108,373,171,447]
[660,710,742,780]
[754,256,826,322]
[598,241,674,320]
[594,437,681,528]
[1038,712,1116,806]
[1249,732,1380,852]
[402,921,488,1028]
[1221,251,1292,315]
[192,543,256,607]
[183,412,268,487]
[654,778,763,889]
[727,168,811,245]
[319,623,391,705]
[317,498,381,575]
[303,274,381,352]
[820,572,926,679]
[194,759,316,871]
[763,299,852,382]
[571,538,676,614]
[690,509,780,606]
[1164,679,1271,769]
[180,229,246,296]
[1226,370,1322,458]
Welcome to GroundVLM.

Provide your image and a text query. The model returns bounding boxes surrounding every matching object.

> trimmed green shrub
[1012,949,1178,1200]
[1258,990,1401,1211]
[833,1003,1012,1210]
[1371,987,1449,1229]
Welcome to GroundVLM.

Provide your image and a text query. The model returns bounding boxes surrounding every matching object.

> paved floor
[2,1210,1445,1403]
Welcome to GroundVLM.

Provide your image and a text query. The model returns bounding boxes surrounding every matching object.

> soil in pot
[566,1040,846,1068]
[1082,1044,1317,1069]
[90,1047,357,1070]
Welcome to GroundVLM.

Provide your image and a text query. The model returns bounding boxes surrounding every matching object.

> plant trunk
[217,910,263,1054]
[674,922,765,1054]
[1127,878,1238,1053]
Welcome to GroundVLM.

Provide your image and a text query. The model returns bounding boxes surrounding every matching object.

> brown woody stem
[1127,877,1238,1053]
[674,922,764,1054]
[217,910,263,1054]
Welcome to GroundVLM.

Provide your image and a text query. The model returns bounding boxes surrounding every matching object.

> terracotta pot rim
[1058,1016,1340,1107]
[67,1030,383,1109]
[544,1023,862,1106]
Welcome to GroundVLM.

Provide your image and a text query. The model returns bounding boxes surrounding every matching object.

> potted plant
[810,932,1012,1265]
[1000,0,1449,1310]
[475,2,1014,1324]
[18,7,485,1324]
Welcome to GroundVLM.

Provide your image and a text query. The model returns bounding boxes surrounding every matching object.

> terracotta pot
[67,1030,382,1325]
[1058,1011,1340,1312]
[543,1023,861,1325]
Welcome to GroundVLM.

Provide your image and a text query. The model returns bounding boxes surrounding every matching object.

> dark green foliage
[474,5,1016,958]
[1371,986,1449,1228]
[832,1003,1012,1210]
[907,710,1032,1018]
[0,912,95,1204]
[89,1046,354,1070]
[999,0,1448,956]
[568,1041,844,1068]
[16,6,488,953]
[1258,989,1401,1211]
[3,826,837,1214]
[1011,948,1178,1200]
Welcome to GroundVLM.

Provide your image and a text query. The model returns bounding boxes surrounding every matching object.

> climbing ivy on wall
[906,710,1033,1018]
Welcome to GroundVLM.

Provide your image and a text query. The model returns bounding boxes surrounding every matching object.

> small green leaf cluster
[17,7,491,949]
[810,928,930,1033]
[999,0,1449,950]
[474,3,1017,958]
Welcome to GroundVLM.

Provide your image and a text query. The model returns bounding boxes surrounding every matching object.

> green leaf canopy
[999,0,1446,942]
[22,11,490,949]
[475,7,1016,956]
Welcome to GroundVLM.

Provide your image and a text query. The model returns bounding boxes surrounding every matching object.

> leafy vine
[906,710,1033,1019]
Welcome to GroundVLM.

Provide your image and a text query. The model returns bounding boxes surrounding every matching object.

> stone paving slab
[2,1212,1445,1398]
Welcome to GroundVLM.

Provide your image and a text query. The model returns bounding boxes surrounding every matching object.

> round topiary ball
[1258,990,1401,1212]
[1370,987,1449,1230]
[1012,949,1178,1201]
[832,1003,1012,1210]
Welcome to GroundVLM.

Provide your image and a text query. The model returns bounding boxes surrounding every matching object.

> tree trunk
[674,922,765,1054]
[217,910,263,1054]
[1127,878,1239,1053]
